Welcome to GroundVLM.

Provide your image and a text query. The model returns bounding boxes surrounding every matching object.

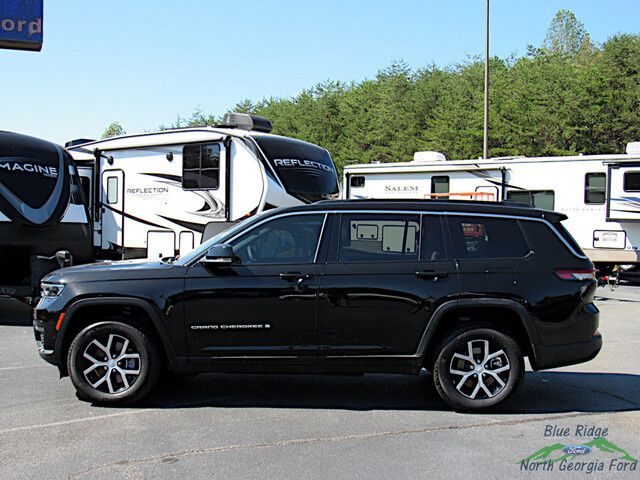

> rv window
[448,216,530,259]
[339,213,420,262]
[507,190,555,210]
[106,176,118,204]
[350,176,365,187]
[623,172,640,192]
[585,172,606,204]
[182,143,220,190]
[431,176,449,199]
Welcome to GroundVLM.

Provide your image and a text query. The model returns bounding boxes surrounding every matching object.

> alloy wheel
[80,333,141,394]
[448,338,511,399]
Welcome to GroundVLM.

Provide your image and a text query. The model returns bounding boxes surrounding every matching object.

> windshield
[175,213,269,266]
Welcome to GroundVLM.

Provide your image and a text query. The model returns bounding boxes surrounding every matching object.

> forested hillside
[151,11,640,172]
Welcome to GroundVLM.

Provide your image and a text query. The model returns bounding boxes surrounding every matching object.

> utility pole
[483,0,490,159]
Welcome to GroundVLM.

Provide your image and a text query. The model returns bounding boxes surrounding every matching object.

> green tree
[543,9,591,55]
[101,121,125,138]
[155,10,639,166]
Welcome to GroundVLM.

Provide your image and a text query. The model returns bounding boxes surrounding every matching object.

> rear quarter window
[448,216,530,259]
[520,220,582,259]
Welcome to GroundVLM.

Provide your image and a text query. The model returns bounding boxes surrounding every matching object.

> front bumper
[33,296,66,367]
[531,332,602,370]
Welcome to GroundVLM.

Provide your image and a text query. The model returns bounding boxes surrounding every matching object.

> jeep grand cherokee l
[33,200,601,411]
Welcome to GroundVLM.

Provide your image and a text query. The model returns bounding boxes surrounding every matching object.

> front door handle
[415,270,449,281]
[279,272,314,282]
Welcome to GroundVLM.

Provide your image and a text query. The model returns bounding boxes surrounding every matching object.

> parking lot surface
[1,287,639,479]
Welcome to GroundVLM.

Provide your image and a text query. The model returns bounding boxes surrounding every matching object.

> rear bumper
[531,332,602,370]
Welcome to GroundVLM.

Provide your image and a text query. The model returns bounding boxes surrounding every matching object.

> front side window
[623,172,640,192]
[448,216,530,259]
[230,214,324,264]
[507,190,555,210]
[585,172,606,204]
[183,143,221,190]
[339,213,420,262]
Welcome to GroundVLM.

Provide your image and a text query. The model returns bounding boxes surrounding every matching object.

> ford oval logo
[562,445,592,456]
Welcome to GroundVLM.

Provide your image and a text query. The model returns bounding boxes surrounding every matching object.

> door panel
[183,213,327,364]
[446,214,530,295]
[184,262,322,360]
[317,213,458,364]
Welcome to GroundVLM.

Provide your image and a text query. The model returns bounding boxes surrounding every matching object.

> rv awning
[344,164,506,174]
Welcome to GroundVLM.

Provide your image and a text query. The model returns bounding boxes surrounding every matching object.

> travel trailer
[67,113,340,261]
[0,131,92,298]
[343,144,640,271]
[1,114,339,299]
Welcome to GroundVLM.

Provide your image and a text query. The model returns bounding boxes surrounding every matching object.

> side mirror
[201,244,234,266]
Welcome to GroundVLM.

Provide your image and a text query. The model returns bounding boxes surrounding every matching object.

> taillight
[554,269,595,281]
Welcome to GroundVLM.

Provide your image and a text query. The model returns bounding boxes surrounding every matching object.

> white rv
[343,144,640,270]
[68,113,340,260]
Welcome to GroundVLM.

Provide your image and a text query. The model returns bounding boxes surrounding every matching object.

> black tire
[432,323,524,412]
[67,321,160,405]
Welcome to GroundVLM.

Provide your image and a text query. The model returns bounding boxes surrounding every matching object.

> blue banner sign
[0,1,43,51]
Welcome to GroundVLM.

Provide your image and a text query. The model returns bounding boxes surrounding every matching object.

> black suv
[34,200,601,411]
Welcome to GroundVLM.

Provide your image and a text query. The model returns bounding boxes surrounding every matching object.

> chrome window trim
[313,214,329,263]
[186,208,587,265]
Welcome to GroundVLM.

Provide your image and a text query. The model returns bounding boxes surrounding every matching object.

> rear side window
[448,216,530,259]
[339,213,420,262]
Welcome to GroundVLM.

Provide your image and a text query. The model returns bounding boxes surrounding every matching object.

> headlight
[41,283,65,297]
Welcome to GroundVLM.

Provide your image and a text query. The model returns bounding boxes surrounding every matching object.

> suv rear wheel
[432,324,524,411]
[67,321,160,405]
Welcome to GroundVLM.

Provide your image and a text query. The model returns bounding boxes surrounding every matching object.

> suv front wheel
[432,324,524,411]
[67,321,160,405]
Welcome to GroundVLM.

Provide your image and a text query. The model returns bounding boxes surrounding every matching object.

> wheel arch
[56,297,177,376]
[417,298,541,369]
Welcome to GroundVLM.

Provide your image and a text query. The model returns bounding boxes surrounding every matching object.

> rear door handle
[279,272,314,281]
[415,270,448,281]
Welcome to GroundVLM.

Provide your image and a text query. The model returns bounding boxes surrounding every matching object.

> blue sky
[1,0,639,145]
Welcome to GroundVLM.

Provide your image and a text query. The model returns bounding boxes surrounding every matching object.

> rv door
[607,164,640,221]
[101,169,125,251]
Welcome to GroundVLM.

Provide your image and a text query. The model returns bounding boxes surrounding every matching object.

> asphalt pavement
[0,287,639,479]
